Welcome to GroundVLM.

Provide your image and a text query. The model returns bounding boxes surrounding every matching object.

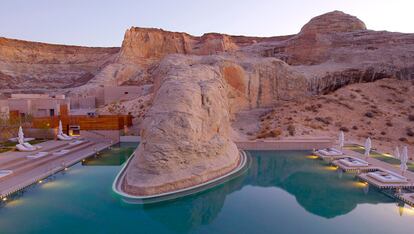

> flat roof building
[0,100,9,119]
[6,94,69,117]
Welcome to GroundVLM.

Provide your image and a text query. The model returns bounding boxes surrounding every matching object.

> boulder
[122,55,240,195]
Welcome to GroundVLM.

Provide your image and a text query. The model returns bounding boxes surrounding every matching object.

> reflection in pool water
[0,149,412,234]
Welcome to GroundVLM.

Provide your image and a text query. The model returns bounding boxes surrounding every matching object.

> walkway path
[341,147,414,184]
[0,139,112,198]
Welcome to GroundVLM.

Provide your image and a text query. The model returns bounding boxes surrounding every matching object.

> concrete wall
[70,96,96,109]
[25,128,56,139]
[11,94,51,99]
[80,130,120,143]
[7,98,69,117]
[103,85,152,105]
[24,129,121,142]
[0,100,9,119]
[235,138,334,151]
[120,136,141,142]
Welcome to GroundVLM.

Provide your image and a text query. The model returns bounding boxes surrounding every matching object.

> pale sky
[0,0,413,47]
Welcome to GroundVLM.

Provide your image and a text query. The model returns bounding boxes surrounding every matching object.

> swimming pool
[0,146,413,234]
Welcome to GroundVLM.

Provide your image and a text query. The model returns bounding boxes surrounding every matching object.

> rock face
[122,55,240,195]
[0,37,119,89]
[117,27,263,64]
[256,11,414,93]
[120,53,308,195]
[299,10,366,35]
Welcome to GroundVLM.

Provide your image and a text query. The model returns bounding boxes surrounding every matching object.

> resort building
[0,100,9,119]
[69,96,96,116]
[6,94,70,117]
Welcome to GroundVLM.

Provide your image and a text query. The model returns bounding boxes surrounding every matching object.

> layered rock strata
[0,37,119,89]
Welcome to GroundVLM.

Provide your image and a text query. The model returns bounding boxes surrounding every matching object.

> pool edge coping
[112,150,248,203]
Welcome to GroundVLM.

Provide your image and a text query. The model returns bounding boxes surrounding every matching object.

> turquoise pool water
[0,147,413,234]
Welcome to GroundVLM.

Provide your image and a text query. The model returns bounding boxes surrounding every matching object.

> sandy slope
[233,78,414,157]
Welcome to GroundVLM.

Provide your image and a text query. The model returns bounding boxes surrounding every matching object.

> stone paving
[0,139,112,198]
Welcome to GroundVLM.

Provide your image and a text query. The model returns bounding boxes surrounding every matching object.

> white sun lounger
[63,133,76,139]
[23,142,42,150]
[0,170,13,179]
[69,140,85,146]
[316,148,343,156]
[16,144,37,152]
[8,137,35,142]
[367,170,408,183]
[53,149,70,156]
[27,152,49,159]
[338,157,369,167]
[57,134,72,141]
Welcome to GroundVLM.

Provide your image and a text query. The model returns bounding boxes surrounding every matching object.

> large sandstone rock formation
[255,11,414,93]
[121,54,309,195]
[122,55,240,195]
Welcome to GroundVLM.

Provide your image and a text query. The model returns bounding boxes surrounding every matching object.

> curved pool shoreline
[112,150,250,204]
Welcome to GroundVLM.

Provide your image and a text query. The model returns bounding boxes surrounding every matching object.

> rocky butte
[0,11,413,196]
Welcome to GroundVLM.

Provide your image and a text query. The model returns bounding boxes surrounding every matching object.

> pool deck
[0,139,113,198]
[357,173,414,189]
[397,193,414,207]
[331,159,378,172]
[330,148,414,189]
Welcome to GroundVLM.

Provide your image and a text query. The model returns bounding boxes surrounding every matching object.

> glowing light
[398,205,414,216]
[38,180,43,184]
[42,180,63,189]
[2,197,7,201]
[64,168,68,171]
[306,155,319,159]
[353,181,368,188]
[324,166,338,171]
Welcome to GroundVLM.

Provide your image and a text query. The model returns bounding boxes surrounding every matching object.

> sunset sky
[0,0,413,46]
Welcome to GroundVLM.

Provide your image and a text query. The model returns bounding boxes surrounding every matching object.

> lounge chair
[23,142,42,150]
[338,157,369,167]
[367,169,408,183]
[8,137,35,143]
[63,133,76,139]
[57,134,72,141]
[53,149,70,156]
[0,170,13,179]
[316,148,343,156]
[27,152,49,159]
[69,140,85,146]
[16,144,36,152]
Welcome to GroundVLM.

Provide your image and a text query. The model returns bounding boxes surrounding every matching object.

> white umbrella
[58,120,63,136]
[400,146,408,175]
[364,137,372,158]
[18,126,25,145]
[339,131,345,149]
[394,146,401,160]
